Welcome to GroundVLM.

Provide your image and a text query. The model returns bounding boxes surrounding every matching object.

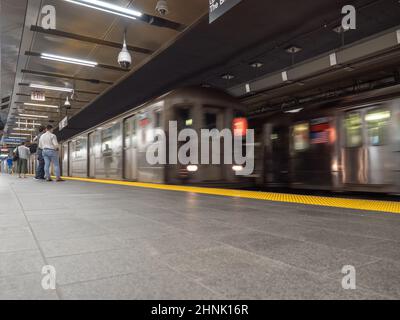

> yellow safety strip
[58,176,400,214]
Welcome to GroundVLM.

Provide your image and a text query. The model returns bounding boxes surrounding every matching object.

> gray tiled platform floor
[1,173,400,300]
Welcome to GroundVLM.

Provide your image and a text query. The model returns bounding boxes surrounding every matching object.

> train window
[155,111,161,128]
[345,113,362,148]
[365,110,391,146]
[176,108,191,130]
[293,123,309,151]
[124,119,131,148]
[205,113,217,130]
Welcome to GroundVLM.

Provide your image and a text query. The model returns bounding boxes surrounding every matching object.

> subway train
[60,87,252,187]
[253,88,400,194]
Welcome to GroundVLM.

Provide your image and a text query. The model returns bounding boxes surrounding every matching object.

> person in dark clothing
[34,126,46,180]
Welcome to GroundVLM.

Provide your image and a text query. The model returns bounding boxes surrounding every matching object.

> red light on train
[329,127,337,144]
[233,118,248,137]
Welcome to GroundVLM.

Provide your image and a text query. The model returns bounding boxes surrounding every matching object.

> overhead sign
[59,116,68,131]
[209,0,242,23]
[3,138,26,144]
[31,91,46,101]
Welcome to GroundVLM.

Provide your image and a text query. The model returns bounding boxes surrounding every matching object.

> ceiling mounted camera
[156,0,169,16]
[118,31,132,70]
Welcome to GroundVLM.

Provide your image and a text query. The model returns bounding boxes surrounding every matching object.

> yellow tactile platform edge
[58,176,400,214]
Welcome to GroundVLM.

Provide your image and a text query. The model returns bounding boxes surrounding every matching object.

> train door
[364,108,393,185]
[264,123,290,186]
[88,132,96,178]
[123,116,138,180]
[62,142,69,176]
[342,107,393,186]
[201,106,224,181]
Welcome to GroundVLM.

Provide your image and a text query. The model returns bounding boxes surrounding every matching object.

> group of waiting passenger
[10,125,64,182]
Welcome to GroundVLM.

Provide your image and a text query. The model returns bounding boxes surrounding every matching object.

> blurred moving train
[254,89,400,194]
[42,84,400,194]
[60,87,251,187]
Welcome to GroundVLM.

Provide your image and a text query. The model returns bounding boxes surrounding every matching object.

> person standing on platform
[7,156,14,174]
[39,125,64,182]
[34,126,46,180]
[16,142,30,178]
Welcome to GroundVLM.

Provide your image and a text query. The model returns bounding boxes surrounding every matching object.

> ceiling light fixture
[64,0,142,20]
[285,46,302,54]
[250,62,263,68]
[23,102,59,109]
[19,114,49,119]
[284,108,304,114]
[29,84,73,93]
[41,53,98,67]
[221,74,234,80]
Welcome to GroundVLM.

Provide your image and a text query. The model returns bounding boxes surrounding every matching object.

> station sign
[209,0,242,23]
[59,116,68,131]
[31,91,46,101]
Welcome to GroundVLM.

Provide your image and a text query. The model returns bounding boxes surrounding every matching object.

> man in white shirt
[15,142,30,178]
[38,125,64,182]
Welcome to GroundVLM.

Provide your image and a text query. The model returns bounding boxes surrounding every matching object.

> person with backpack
[15,142,30,178]
[34,126,46,180]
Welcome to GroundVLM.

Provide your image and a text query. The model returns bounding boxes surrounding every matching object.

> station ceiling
[1,0,400,142]
[0,0,207,140]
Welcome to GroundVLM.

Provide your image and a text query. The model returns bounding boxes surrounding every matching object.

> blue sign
[3,138,26,143]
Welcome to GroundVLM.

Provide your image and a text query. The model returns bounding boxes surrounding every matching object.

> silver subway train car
[257,94,400,194]
[61,87,250,186]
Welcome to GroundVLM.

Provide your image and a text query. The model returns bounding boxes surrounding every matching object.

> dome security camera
[118,33,132,70]
[156,0,169,16]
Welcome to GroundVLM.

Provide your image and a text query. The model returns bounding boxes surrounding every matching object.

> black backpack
[30,143,38,154]
[13,148,19,162]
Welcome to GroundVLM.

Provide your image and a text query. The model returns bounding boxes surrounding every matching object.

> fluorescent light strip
[10,133,31,136]
[15,122,42,126]
[41,53,98,67]
[19,114,49,119]
[65,0,142,20]
[29,84,73,93]
[24,102,59,109]
[13,128,36,131]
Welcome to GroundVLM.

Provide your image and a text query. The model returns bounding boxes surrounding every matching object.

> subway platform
[1,174,400,300]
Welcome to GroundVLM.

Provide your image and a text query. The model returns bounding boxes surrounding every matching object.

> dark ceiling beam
[30,25,154,55]
[25,51,128,72]
[1,96,10,104]
[140,14,186,32]
[18,83,100,95]
[16,93,90,103]
[21,69,113,85]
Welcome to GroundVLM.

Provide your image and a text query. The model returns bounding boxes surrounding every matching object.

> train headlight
[187,165,198,172]
[232,165,243,172]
